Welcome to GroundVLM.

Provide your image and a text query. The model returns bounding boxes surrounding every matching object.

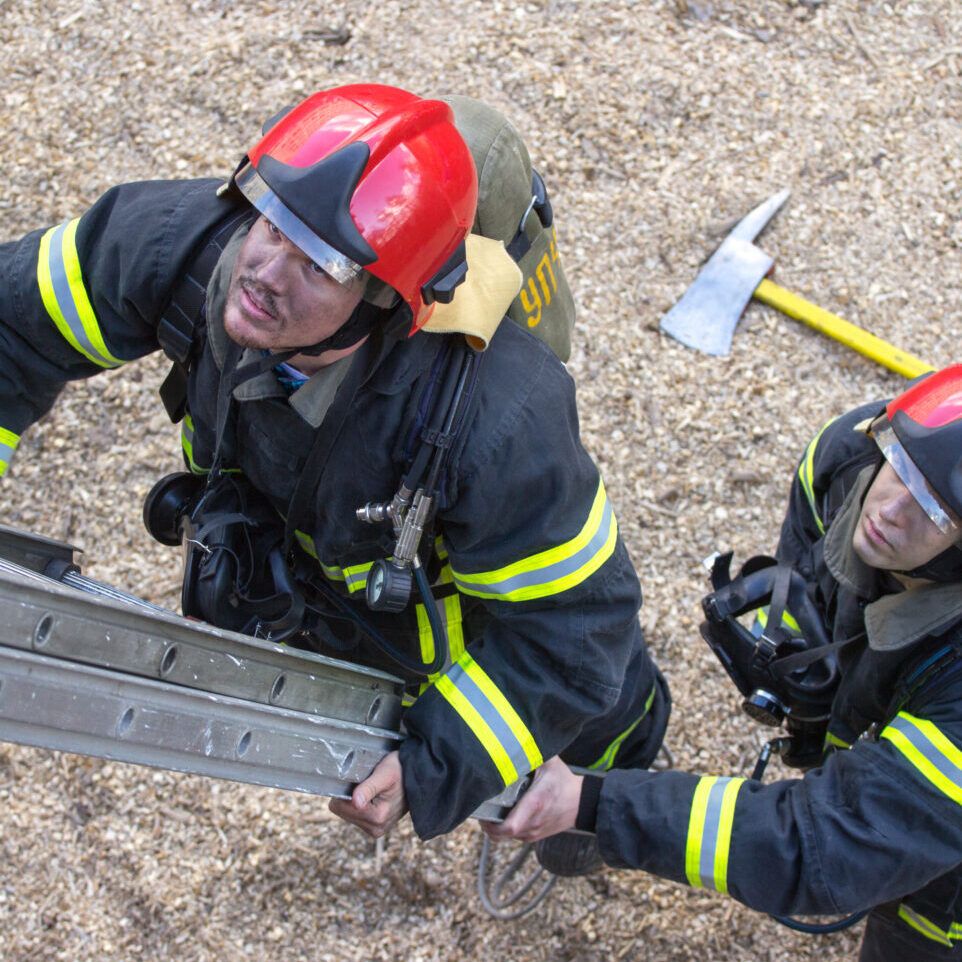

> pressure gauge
[366,559,412,612]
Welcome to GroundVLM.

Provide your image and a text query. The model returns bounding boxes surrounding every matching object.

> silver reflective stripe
[44,222,122,368]
[445,660,528,774]
[698,778,730,888]
[882,713,962,804]
[454,495,614,598]
[874,421,956,535]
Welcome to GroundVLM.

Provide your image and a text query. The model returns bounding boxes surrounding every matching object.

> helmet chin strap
[295,300,384,357]
[899,543,962,584]
[294,301,411,357]
[295,299,411,357]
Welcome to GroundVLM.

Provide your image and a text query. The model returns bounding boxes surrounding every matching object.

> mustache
[240,277,281,320]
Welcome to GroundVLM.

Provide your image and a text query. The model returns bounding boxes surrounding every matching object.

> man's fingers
[327,751,407,839]
[356,762,397,805]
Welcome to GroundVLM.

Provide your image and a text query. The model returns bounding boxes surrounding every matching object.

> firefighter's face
[853,461,960,573]
[223,216,364,360]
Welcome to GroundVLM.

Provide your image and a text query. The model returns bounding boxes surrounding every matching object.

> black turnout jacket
[592,404,962,953]
[0,178,665,838]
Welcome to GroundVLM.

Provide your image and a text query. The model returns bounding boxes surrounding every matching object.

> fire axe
[658,189,933,379]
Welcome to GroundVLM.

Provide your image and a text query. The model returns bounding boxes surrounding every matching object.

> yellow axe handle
[753,278,934,379]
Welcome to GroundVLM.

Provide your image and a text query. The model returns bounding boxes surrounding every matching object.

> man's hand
[483,755,582,843]
[328,750,408,838]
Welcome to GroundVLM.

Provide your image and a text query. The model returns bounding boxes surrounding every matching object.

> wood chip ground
[1,1,959,959]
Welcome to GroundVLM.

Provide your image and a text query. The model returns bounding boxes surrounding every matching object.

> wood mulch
[1,1,958,958]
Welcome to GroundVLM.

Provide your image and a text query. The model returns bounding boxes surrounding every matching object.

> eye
[265,220,281,236]
[309,261,329,277]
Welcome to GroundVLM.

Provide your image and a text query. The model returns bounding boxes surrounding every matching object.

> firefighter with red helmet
[0,84,669,847]
[490,365,962,959]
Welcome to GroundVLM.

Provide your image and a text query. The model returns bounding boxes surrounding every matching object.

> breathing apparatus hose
[413,560,447,671]
[772,911,869,934]
[360,342,477,677]
[308,565,447,677]
[391,350,479,676]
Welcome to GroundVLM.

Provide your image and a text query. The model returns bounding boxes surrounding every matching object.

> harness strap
[885,640,962,723]
[281,335,378,555]
[505,170,553,264]
[158,207,254,422]
[208,342,300,477]
[158,208,253,365]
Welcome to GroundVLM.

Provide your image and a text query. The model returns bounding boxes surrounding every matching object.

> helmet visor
[872,417,958,535]
[235,163,366,292]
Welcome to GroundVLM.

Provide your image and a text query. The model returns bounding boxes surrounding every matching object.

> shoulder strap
[158,207,253,422]
[884,635,962,722]
[821,452,878,525]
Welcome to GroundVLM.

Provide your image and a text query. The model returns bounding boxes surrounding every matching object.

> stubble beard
[224,275,286,351]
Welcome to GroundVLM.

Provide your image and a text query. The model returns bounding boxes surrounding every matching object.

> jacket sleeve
[399,329,652,838]
[0,178,234,473]
[594,657,962,917]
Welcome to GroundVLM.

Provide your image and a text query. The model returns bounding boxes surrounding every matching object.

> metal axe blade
[659,189,790,356]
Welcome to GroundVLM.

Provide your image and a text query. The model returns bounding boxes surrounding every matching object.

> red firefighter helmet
[232,84,478,333]
[871,364,962,533]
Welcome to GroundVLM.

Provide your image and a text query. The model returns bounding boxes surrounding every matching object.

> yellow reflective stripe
[436,550,456,586]
[451,477,617,602]
[341,561,374,593]
[685,775,745,894]
[796,417,836,535]
[180,414,211,474]
[435,652,542,785]
[824,731,852,750]
[419,593,466,693]
[897,904,954,947]
[589,683,657,771]
[37,219,123,369]
[754,606,801,633]
[444,594,465,662]
[315,560,374,592]
[294,531,319,560]
[297,546,379,592]
[0,427,20,477]
[686,779,713,887]
[881,712,962,805]
[415,600,436,667]
[419,595,466,696]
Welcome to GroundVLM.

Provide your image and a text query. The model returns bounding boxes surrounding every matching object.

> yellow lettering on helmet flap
[535,252,557,303]
[521,278,542,328]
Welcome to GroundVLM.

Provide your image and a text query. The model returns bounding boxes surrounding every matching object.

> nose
[878,485,918,525]
[257,234,299,289]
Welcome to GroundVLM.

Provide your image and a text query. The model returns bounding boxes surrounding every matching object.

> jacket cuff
[576,774,604,832]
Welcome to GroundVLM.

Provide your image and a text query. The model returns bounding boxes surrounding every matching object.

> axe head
[659,189,790,357]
